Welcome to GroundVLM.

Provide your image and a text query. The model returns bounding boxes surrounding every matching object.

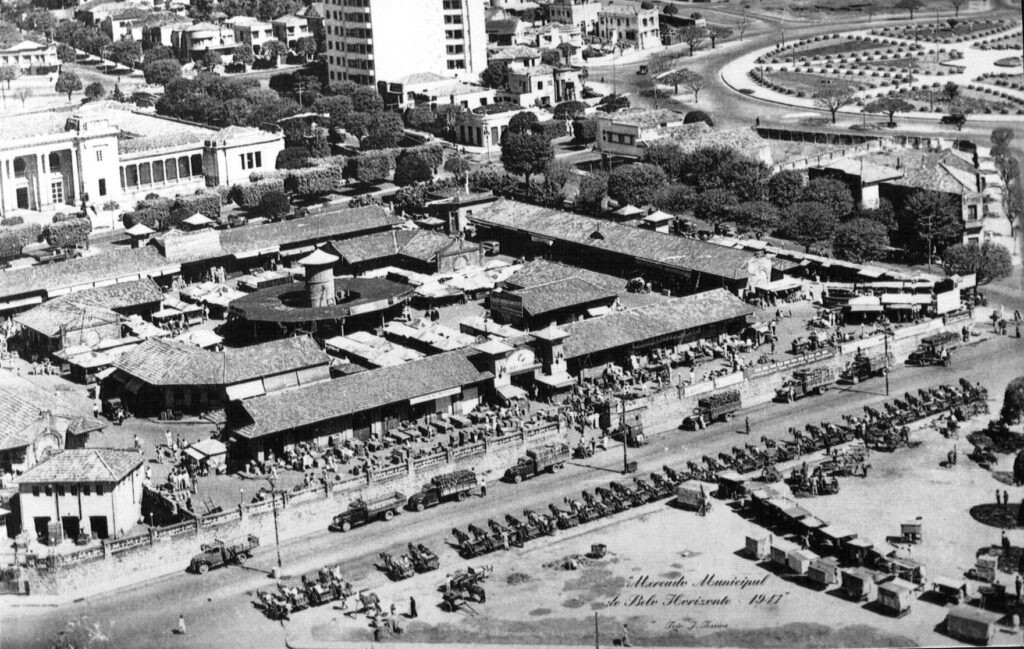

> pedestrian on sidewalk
[620,623,632,647]
[479,476,487,497]
[409,596,418,618]
[1016,574,1022,601]
[1002,530,1011,554]
[745,417,751,435]
[177,614,186,635]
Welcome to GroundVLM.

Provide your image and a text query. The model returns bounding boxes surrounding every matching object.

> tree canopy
[942,241,1013,285]
[55,71,82,101]
[802,177,854,220]
[501,132,554,182]
[731,201,780,239]
[1002,377,1024,425]
[902,189,963,259]
[863,97,915,127]
[607,163,667,207]
[692,188,739,227]
[782,201,838,252]
[832,218,890,263]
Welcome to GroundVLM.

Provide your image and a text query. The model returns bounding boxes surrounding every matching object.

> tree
[83,81,105,102]
[263,40,287,66]
[707,26,729,49]
[501,132,553,182]
[480,60,509,89]
[645,142,685,180]
[55,71,82,101]
[991,127,1015,158]
[767,169,805,208]
[683,110,713,127]
[444,155,470,181]
[607,163,667,207]
[863,97,915,127]
[544,159,575,189]
[576,171,608,213]
[692,188,739,228]
[680,26,708,56]
[1002,377,1024,425]
[352,150,395,184]
[259,190,291,220]
[783,201,838,252]
[145,45,175,62]
[200,50,222,71]
[652,183,695,215]
[232,44,255,69]
[859,198,897,232]
[572,117,598,143]
[676,70,705,102]
[56,43,77,63]
[108,39,142,68]
[731,201,780,239]
[143,58,181,85]
[276,146,312,169]
[945,110,967,131]
[802,177,853,220]
[942,81,960,103]
[596,93,629,113]
[0,65,18,91]
[663,4,679,14]
[403,104,435,130]
[677,147,770,202]
[507,111,539,135]
[814,84,855,124]
[393,151,434,186]
[13,88,32,106]
[942,241,1013,285]
[833,218,889,262]
[553,100,588,121]
[736,10,751,41]
[111,83,125,102]
[296,36,317,61]
[896,0,924,19]
[361,112,405,150]
[903,190,963,259]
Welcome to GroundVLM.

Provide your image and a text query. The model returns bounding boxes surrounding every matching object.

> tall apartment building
[324,0,487,86]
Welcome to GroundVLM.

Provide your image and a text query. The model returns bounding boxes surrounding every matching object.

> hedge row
[0,223,42,259]
[284,166,343,197]
[43,217,92,249]
[229,178,287,209]
[123,191,221,231]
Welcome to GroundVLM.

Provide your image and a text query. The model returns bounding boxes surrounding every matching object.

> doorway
[89,515,109,539]
[61,516,80,540]
[32,516,50,542]
[16,187,29,209]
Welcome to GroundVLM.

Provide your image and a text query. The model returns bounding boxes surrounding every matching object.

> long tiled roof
[14,300,120,339]
[220,205,402,254]
[503,259,625,292]
[470,199,761,281]
[18,449,143,484]
[235,348,492,439]
[0,388,46,451]
[604,108,685,129]
[511,277,616,316]
[329,229,477,265]
[0,247,173,301]
[113,336,329,386]
[562,289,753,359]
[642,125,768,155]
[63,278,164,310]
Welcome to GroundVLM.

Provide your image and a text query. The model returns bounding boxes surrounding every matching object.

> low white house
[18,448,144,542]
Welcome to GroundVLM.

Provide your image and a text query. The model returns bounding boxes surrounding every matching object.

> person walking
[409,596,418,619]
[1005,490,1010,510]
[745,417,751,436]
[373,625,382,642]
[1002,530,1011,554]
[620,623,632,647]
[1016,574,1022,601]
[177,614,187,635]
[479,476,487,497]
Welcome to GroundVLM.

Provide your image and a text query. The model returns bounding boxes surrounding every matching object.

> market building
[329,229,483,276]
[0,386,105,476]
[469,199,787,294]
[16,448,143,542]
[105,335,331,416]
[489,277,619,330]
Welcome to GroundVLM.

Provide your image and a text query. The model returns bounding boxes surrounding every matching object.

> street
[5,331,1023,648]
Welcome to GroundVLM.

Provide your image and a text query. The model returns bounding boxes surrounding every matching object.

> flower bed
[888,87,1024,114]
[872,19,1011,43]
[994,56,1024,67]
[751,69,864,97]
[973,29,1023,51]
[976,72,1024,92]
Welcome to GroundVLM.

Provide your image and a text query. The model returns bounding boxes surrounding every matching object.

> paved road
[5,329,1023,648]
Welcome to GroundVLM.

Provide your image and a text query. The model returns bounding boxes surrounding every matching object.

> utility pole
[883,327,891,397]
[620,398,629,474]
[594,611,600,649]
[267,478,283,579]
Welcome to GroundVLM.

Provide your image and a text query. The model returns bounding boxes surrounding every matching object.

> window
[96,485,103,496]
[178,157,190,179]
[70,486,78,496]
[83,485,91,496]
[48,152,61,170]
[255,151,262,168]
[51,181,63,204]
[139,162,152,186]
[57,485,65,497]
[98,179,106,196]
[153,161,164,183]
[190,154,203,176]
[96,149,103,162]
[32,487,39,497]
[125,165,139,187]
[13,157,26,178]
[165,159,178,181]
[44,486,52,496]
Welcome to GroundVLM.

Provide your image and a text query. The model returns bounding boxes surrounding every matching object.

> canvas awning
[125,223,155,237]
[535,372,575,388]
[226,381,266,401]
[183,213,214,227]
[586,305,611,317]
[496,384,528,401]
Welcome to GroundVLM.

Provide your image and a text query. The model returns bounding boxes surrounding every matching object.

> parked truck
[681,390,741,430]
[775,367,836,403]
[504,443,570,483]
[840,351,893,384]
[190,535,259,574]
[408,470,479,511]
[329,492,406,532]
[907,331,959,366]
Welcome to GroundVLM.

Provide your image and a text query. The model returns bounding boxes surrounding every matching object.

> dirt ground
[283,406,1024,647]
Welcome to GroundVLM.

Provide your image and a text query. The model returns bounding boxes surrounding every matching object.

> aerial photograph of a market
[0,0,1022,647]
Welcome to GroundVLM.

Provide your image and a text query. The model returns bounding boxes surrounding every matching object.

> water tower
[298,248,340,307]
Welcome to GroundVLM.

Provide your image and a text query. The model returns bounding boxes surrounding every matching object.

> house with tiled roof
[597,1,661,51]
[0,24,59,74]
[489,276,619,329]
[329,229,483,275]
[106,335,331,416]
[15,278,163,353]
[594,108,686,157]
[18,448,144,541]
[808,146,1000,254]
[0,385,104,475]
[486,18,527,46]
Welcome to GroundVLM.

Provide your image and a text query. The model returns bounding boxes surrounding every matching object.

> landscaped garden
[973,29,1023,51]
[872,19,1014,44]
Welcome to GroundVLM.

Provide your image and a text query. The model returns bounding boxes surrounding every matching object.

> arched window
[48,152,61,171]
